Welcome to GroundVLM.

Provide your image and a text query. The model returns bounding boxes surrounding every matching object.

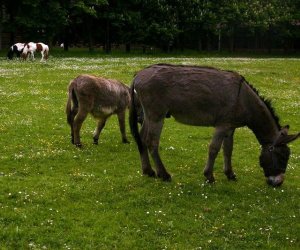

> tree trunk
[207,33,211,51]
[126,43,131,53]
[105,19,111,53]
[198,36,202,51]
[255,29,259,50]
[267,26,272,54]
[63,27,69,51]
[84,16,94,52]
[218,28,221,52]
[88,26,94,52]
[0,2,3,50]
[229,35,234,52]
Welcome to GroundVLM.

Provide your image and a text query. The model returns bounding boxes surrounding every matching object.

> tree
[59,0,107,51]
[0,0,298,52]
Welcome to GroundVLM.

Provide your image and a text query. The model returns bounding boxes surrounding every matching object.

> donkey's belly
[171,112,216,126]
[91,105,116,118]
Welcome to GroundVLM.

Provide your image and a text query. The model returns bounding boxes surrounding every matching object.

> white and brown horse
[22,42,49,61]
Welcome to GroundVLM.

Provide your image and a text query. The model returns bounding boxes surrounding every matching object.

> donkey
[66,74,131,147]
[129,64,299,187]
[7,43,25,59]
[22,42,49,61]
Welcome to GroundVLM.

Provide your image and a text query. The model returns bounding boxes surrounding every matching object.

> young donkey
[66,74,131,147]
[130,64,299,187]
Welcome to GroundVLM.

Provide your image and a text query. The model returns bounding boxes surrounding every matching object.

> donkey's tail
[66,81,78,125]
[129,83,144,153]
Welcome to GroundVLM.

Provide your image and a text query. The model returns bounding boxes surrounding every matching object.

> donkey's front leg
[203,127,228,183]
[223,129,236,181]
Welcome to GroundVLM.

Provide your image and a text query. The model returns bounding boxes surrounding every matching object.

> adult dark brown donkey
[129,64,299,187]
[66,74,130,147]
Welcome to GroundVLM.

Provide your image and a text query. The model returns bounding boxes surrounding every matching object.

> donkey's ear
[280,125,289,135]
[274,129,300,146]
[279,133,300,145]
[273,125,289,145]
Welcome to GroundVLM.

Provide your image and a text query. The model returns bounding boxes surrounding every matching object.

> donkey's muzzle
[266,173,285,187]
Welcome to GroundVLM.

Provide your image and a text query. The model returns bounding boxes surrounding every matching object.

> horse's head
[259,126,299,187]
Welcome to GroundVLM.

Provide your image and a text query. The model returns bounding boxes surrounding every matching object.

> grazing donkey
[129,64,299,187]
[7,43,25,59]
[22,42,49,61]
[66,74,131,147]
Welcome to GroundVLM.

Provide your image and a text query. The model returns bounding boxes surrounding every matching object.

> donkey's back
[133,64,245,127]
[71,74,129,117]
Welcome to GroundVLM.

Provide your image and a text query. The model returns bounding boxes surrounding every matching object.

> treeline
[1,0,300,53]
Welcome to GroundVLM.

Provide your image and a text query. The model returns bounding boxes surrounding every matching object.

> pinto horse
[7,43,25,59]
[22,42,49,61]
[129,64,299,187]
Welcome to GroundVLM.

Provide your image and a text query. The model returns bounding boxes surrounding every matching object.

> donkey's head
[259,126,299,187]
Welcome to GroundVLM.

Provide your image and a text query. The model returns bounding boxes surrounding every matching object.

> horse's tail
[66,80,78,125]
[129,82,144,153]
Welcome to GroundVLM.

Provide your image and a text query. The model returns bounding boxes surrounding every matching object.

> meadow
[0,51,299,249]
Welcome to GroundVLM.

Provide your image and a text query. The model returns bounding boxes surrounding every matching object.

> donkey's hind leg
[146,119,171,181]
[222,129,236,180]
[93,118,106,145]
[139,120,156,178]
[117,111,129,143]
[204,127,230,183]
[73,108,88,147]
[68,107,78,144]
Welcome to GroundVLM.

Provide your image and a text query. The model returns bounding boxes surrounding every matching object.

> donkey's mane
[242,77,281,129]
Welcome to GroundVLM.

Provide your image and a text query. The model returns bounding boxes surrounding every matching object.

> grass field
[0,51,299,249]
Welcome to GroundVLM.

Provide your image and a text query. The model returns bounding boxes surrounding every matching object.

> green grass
[0,53,299,249]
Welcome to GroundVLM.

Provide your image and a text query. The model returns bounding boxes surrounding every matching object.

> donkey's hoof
[122,138,130,144]
[75,143,82,148]
[204,175,215,184]
[158,172,172,182]
[204,172,215,183]
[143,169,156,178]
[226,172,237,181]
[205,178,215,184]
[93,139,98,145]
